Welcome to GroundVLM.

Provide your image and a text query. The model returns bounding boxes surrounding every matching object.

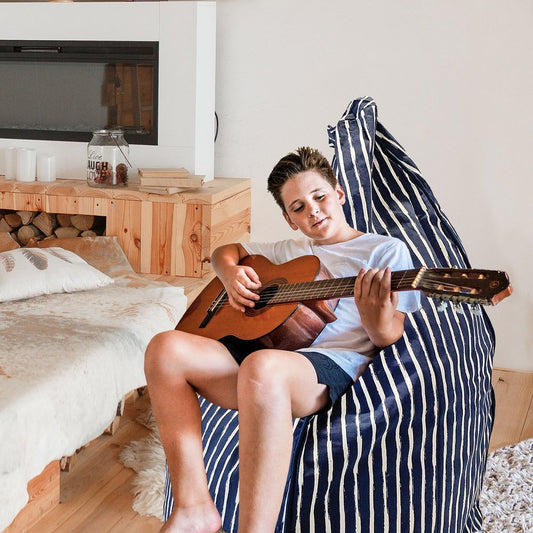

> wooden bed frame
[1,177,250,532]
[3,269,219,532]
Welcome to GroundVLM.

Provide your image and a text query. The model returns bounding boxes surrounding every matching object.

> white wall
[214,0,533,371]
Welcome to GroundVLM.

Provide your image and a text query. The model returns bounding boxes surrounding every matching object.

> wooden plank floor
[10,315,529,533]
[25,372,530,532]
[490,368,533,451]
[28,393,162,533]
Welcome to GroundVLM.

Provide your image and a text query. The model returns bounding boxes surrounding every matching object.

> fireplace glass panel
[0,41,158,145]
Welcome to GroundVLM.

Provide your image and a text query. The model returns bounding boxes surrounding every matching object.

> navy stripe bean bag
[163,96,495,533]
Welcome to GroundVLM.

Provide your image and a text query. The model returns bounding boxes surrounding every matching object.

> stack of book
[138,168,205,194]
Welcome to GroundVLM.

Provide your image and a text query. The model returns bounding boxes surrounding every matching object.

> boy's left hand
[354,267,404,348]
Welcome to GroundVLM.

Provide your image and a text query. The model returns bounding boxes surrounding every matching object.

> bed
[0,235,187,531]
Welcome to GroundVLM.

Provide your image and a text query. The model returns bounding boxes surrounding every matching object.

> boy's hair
[267,146,337,211]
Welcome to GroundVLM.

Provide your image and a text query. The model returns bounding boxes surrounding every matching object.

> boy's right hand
[222,264,261,312]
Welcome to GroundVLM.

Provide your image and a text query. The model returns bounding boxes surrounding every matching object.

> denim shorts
[297,350,354,407]
[219,337,353,408]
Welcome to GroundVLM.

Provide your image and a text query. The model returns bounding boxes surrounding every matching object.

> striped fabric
[163,97,495,532]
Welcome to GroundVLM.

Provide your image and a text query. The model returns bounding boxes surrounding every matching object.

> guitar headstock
[415,267,512,306]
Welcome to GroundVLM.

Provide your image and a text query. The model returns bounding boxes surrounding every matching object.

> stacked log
[0,209,105,246]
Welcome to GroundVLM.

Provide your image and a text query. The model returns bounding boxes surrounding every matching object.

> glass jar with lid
[87,129,130,187]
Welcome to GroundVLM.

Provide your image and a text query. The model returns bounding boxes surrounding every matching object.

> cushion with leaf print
[0,247,113,302]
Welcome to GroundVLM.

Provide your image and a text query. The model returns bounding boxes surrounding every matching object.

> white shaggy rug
[119,410,166,521]
[120,411,533,530]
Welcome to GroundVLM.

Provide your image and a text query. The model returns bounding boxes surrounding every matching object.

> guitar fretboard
[260,269,422,305]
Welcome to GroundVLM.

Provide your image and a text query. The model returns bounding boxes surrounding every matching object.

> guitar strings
[208,272,426,310]
[207,271,484,311]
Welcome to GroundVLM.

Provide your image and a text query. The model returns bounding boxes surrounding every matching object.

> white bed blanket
[0,241,187,530]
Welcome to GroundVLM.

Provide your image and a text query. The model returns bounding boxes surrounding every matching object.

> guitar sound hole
[254,284,279,310]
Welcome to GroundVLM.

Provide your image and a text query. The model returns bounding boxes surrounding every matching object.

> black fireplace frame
[0,40,159,145]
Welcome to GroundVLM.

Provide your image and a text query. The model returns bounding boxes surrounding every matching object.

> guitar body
[176,254,511,352]
[176,255,340,351]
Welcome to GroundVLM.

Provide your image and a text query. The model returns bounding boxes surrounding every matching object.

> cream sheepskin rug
[120,409,533,530]
[119,410,166,521]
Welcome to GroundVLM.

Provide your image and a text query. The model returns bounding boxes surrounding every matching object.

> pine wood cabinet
[0,177,251,278]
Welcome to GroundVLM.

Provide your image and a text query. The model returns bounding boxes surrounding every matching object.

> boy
[144,147,420,533]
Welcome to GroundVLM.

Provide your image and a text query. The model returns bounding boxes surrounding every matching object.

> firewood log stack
[0,209,105,246]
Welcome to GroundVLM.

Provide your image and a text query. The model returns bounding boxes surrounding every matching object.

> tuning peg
[470,304,483,316]
[437,301,448,312]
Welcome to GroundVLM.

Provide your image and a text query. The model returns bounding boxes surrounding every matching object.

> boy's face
[280,170,350,245]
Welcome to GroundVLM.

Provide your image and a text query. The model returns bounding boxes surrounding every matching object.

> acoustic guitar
[176,254,512,352]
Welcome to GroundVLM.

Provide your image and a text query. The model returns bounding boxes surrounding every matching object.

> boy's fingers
[233,286,256,304]
[379,267,391,298]
[231,268,260,300]
[241,267,261,292]
[356,268,393,300]
[354,267,366,299]
[228,294,245,312]
[390,290,399,307]
[245,266,261,287]
[230,292,255,312]
[362,268,379,297]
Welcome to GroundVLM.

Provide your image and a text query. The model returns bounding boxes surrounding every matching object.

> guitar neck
[268,269,420,304]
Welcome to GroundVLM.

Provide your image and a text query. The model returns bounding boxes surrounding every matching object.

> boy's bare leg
[236,350,329,533]
[145,330,239,533]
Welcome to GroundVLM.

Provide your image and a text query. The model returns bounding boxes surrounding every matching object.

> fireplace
[0,40,158,145]
[0,2,216,180]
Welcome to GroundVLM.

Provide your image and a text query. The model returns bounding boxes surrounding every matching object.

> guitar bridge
[199,310,214,329]
[199,289,228,329]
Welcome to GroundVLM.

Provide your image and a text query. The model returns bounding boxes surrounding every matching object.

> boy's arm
[211,243,261,312]
[354,267,405,349]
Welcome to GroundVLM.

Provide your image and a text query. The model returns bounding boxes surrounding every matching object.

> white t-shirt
[242,233,420,380]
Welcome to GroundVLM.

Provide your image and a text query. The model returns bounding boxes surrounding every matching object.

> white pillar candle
[37,154,56,182]
[16,148,37,182]
[4,147,18,180]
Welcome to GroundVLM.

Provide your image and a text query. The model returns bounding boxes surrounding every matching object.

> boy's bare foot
[159,498,222,533]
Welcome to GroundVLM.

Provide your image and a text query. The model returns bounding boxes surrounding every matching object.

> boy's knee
[146,330,170,358]
[144,330,182,377]
[238,350,286,397]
